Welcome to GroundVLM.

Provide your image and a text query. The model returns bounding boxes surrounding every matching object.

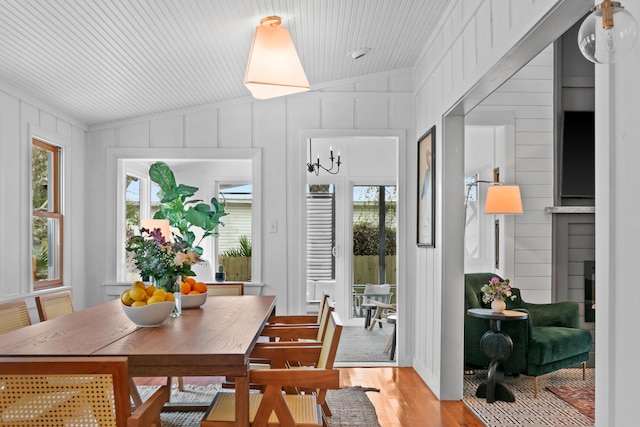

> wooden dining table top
[0,295,276,377]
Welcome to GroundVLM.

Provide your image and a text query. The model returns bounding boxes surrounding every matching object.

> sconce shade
[244,16,310,100]
[578,1,638,64]
[140,219,170,240]
[484,185,523,215]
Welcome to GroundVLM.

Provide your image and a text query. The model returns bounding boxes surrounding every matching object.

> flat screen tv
[561,111,595,199]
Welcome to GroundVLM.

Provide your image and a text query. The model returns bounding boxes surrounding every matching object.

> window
[217,184,253,282]
[32,139,63,289]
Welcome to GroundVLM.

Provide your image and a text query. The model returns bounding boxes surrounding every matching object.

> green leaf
[149,162,176,192]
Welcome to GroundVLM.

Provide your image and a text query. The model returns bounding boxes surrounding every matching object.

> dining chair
[0,356,169,427]
[0,300,32,334]
[35,290,75,321]
[203,311,343,426]
[258,296,334,343]
[206,282,245,296]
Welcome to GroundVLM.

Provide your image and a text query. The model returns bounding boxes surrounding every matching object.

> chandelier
[306,140,342,175]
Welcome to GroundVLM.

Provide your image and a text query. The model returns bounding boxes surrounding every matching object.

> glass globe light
[578,1,638,64]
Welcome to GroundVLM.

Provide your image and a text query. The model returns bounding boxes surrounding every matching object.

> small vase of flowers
[480,277,516,313]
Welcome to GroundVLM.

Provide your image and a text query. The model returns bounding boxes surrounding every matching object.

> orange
[185,277,197,286]
[180,281,191,295]
[188,290,200,295]
[193,282,207,294]
[145,284,157,297]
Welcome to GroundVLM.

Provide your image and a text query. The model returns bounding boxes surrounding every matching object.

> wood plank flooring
[137,367,483,427]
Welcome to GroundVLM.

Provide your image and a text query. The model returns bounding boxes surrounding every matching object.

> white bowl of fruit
[120,281,176,327]
[179,277,208,309]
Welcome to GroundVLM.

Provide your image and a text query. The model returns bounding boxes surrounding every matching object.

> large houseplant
[149,161,228,256]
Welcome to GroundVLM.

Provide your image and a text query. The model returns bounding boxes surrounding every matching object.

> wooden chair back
[0,300,31,334]
[0,356,169,427]
[35,290,74,321]
[206,282,244,296]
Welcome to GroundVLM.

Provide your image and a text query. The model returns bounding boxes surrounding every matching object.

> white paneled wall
[86,70,413,318]
[471,46,554,303]
[0,84,87,320]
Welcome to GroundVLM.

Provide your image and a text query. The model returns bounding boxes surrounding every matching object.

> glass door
[352,185,397,316]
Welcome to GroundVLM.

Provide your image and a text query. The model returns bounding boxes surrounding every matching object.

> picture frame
[417,126,436,247]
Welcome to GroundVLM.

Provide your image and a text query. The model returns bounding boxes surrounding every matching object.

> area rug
[335,323,394,363]
[463,368,594,426]
[546,386,595,420]
[137,384,381,426]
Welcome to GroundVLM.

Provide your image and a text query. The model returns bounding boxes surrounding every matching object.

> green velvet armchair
[464,273,592,396]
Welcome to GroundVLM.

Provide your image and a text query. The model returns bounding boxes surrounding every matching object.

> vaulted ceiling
[0,0,449,125]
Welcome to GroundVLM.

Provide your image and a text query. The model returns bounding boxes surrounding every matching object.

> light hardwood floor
[137,367,483,427]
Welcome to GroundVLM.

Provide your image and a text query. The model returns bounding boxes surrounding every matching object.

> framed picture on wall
[417,126,436,247]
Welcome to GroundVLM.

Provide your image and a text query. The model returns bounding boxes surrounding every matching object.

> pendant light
[244,16,310,99]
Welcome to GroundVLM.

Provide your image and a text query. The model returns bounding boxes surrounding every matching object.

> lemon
[132,281,146,289]
[131,300,147,307]
[129,287,147,302]
[145,285,157,296]
[147,295,165,305]
[121,290,134,306]
[165,292,175,302]
[152,289,167,300]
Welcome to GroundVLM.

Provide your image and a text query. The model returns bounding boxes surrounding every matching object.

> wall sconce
[465,180,523,217]
[244,16,310,100]
[306,139,342,175]
[578,1,638,64]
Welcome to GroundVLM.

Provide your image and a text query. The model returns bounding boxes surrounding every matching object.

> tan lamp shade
[140,219,170,240]
[244,16,310,100]
[484,185,523,214]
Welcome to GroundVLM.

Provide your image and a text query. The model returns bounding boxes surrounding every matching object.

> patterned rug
[463,368,594,426]
[546,386,595,420]
[137,384,381,426]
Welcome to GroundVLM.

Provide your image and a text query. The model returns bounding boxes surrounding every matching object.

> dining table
[0,294,276,427]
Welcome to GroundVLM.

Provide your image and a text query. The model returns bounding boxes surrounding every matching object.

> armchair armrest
[261,325,319,341]
[250,368,340,389]
[250,344,322,368]
[522,301,580,328]
[267,314,318,325]
[128,385,169,427]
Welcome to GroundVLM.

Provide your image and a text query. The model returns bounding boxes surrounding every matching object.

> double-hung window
[32,139,63,289]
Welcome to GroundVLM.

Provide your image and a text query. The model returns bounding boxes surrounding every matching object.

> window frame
[32,138,63,290]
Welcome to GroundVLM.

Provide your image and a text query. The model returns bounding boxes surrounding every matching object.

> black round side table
[467,308,528,403]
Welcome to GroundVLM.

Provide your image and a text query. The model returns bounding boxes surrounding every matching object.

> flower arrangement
[480,277,517,304]
[125,227,200,280]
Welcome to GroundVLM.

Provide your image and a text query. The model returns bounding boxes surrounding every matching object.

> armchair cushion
[528,326,592,366]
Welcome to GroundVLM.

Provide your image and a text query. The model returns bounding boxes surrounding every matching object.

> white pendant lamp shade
[244,16,310,100]
[484,185,523,215]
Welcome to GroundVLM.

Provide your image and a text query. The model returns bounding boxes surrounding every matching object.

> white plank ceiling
[0,0,449,125]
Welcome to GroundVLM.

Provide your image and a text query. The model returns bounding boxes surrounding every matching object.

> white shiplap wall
[471,46,555,303]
